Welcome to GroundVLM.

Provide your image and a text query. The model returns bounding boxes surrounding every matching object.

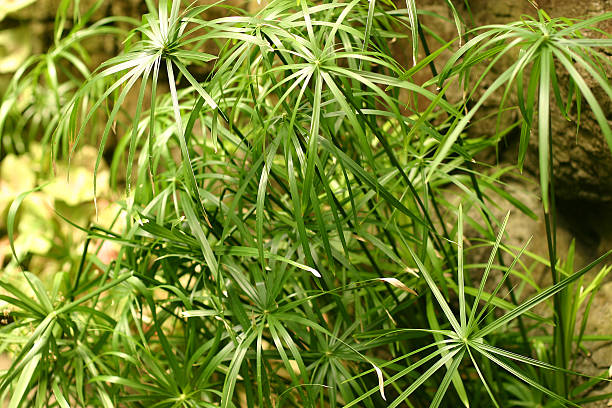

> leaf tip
[373,364,386,400]
[308,267,321,278]
[379,277,417,295]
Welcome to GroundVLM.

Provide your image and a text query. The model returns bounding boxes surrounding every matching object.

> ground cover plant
[1,0,612,406]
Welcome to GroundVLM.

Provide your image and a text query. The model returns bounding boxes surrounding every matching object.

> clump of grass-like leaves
[1,0,611,407]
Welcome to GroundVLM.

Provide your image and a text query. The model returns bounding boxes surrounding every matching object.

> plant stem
[417,22,532,352]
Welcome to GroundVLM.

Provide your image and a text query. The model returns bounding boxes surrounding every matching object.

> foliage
[1,0,612,407]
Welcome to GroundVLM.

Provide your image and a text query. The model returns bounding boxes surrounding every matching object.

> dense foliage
[1,0,612,406]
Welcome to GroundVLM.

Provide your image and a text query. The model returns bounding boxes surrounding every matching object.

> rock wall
[469,0,612,202]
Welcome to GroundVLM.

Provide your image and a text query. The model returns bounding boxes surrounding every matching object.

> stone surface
[468,0,612,202]
[391,0,612,202]
[526,73,612,202]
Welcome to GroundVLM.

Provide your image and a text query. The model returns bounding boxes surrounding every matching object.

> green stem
[418,21,532,352]
[543,119,567,397]
[58,272,133,315]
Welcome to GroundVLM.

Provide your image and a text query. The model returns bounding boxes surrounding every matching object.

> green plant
[0,0,135,156]
[432,10,612,399]
[1,0,611,407]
